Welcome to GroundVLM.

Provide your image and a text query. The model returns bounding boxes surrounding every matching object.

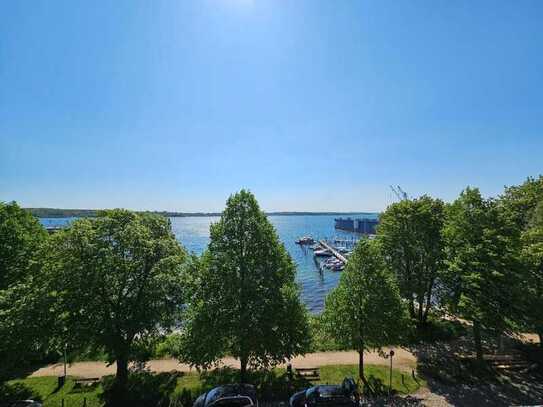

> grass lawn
[318,364,425,395]
[7,376,103,406]
[7,364,426,406]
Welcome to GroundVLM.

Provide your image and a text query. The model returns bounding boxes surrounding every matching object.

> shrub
[101,369,179,407]
[169,388,198,407]
[0,381,39,402]
[154,333,183,359]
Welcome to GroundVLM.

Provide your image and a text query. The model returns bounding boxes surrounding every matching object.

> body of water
[40,214,378,313]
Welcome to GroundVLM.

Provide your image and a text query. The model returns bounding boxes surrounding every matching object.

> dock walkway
[319,240,348,263]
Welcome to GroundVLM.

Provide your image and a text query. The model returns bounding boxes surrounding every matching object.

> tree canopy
[322,238,409,380]
[179,190,310,380]
[0,202,49,380]
[500,175,543,230]
[0,201,47,290]
[443,188,521,361]
[377,195,445,325]
[518,200,543,346]
[40,209,189,398]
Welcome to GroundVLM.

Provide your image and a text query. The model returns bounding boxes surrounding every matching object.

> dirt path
[30,348,417,378]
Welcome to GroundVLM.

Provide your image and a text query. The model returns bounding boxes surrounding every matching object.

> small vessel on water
[322,257,345,271]
[314,249,332,257]
[295,236,315,245]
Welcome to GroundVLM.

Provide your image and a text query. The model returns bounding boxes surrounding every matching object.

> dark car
[289,378,358,407]
[193,384,258,407]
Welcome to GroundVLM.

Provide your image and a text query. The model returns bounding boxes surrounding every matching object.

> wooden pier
[319,240,348,263]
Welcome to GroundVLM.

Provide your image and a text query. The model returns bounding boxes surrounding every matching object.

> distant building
[334,217,379,234]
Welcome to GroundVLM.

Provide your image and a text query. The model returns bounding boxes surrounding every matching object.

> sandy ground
[30,348,417,378]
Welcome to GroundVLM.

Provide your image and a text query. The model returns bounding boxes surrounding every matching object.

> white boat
[296,236,315,245]
[314,249,332,257]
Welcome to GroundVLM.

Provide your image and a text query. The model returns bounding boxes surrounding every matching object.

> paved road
[30,348,417,378]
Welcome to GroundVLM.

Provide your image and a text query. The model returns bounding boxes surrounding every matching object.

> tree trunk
[115,356,129,401]
[423,279,434,324]
[240,356,248,383]
[497,333,504,353]
[358,349,364,381]
[418,296,424,325]
[473,320,483,363]
[409,299,415,319]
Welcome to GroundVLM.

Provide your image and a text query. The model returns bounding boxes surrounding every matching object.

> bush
[407,316,467,344]
[0,381,39,402]
[101,369,179,407]
[154,333,183,359]
[169,388,198,407]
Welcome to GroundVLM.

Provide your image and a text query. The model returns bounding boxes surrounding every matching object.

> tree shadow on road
[408,334,543,406]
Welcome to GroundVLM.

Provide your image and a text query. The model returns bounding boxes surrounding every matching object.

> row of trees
[0,191,310,402]
[1,176,542,399]
[315,177,543,383]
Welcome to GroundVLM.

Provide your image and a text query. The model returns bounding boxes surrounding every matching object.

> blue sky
[1,0,542,212]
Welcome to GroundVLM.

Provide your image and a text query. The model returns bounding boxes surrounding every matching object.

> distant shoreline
[26,208,379,219]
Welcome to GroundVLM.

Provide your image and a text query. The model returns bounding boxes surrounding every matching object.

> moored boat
[314,249,332,257]
[295,236,315,245]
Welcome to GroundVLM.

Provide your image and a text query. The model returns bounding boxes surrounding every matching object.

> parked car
[289,378,358,407]
[193,384,258,407]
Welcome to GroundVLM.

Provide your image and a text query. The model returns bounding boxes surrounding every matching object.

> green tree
[41,210,188,399]
[0,202,48,380]
[321,239,408,381]
[443,188,520,362]
[499,176,543,345]
[180,190,310,381]
[519,201,543,346]
[0,201,47,290]
[377,196,445,325]
[500,175,543,230]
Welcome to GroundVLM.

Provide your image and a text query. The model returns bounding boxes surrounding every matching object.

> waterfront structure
[334,217,379,234]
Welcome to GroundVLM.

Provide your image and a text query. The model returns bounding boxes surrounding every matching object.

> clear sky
[1,0,542,212]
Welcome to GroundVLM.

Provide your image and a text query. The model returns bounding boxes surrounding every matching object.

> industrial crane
[389,185,409,201]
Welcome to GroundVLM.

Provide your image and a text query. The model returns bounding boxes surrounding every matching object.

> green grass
[318,364,425,395]
[7,376,103,406]
[7,364,426,405]
[175,371,202,392]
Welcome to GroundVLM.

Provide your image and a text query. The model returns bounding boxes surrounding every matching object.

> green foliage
[500,175,543,230]
[443,187,522,359]
[321,239,409,378]
[498,176,543,345]
[0,201,50,380]
[154,333,184,359]
[101,370,178,407]
[180,190,310,378]
[40,209,189,394]
[377,196,446,325]
[518,201,543,344]
[0,201,47,290]
[407,315,467,343]
[308,314,351,352]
